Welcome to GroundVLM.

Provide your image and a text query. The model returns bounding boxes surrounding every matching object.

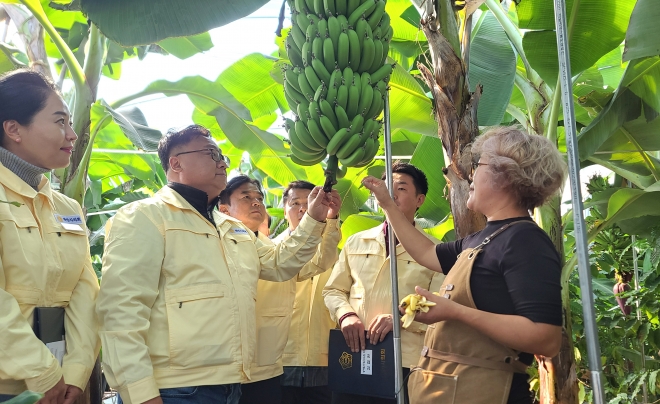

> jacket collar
[361,221,425,254]
[0,162,54,202]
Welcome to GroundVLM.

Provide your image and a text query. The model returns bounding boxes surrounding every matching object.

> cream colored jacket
[0,163,99,395]
[274,228,339,369]
[323,223,445,367]
[246,221,340,382]
[96,187,327,404]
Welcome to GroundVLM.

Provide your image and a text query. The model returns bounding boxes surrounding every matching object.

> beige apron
[408,222,529,404]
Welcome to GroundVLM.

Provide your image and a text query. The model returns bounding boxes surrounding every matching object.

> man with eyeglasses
[97,125,336,404]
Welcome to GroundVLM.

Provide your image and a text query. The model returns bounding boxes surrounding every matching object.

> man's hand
[327,189,342,219]
[36,377,67,404]
[62,385,83,404]
[341,315,365,353]
[307,186,332,222]
[367,314,393,344]
[361,176,395,209]
[142,397,164,404]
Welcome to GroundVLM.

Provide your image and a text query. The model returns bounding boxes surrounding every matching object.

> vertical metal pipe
[384,91,405,404]
[552,0,605,402]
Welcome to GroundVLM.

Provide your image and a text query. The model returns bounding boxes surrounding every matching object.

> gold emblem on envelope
[339,352,353,370]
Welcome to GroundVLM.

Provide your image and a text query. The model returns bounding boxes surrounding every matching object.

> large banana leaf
[410,136,450,222]
[468,11,516,126]
[158,33,214,60]
[389,61,438,137]
[335,163,385,220]
[518,0,634,86]
[216,53,287,120]
[338,214,382,249]
[577,56,660,188]
[623,0,660,61]
[80,0,270,46]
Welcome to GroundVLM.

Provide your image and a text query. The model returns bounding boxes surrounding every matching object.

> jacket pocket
[164,283,236,369]
[408,368,458,404]
[255,309,290,367]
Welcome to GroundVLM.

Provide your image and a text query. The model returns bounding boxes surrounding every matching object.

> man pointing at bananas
[97,125,335,404]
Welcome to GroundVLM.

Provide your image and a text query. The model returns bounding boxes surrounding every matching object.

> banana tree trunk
[4,4,51,78]
[418,20,486,238]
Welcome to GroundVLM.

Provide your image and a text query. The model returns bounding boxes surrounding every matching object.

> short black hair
[283,180,315,203]
[381,162,428,195]
[157,124,211,172]
[0,69,60,145]
[219,175,263,205]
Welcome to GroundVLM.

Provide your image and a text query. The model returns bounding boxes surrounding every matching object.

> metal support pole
[384,91,405,404]
[552,0,605,402]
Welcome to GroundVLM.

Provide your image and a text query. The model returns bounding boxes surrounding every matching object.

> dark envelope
[328,329,396,399]
[33,307,65,343]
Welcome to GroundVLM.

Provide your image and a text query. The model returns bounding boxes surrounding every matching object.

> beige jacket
[323,223,445,367]
[274,228,339,369]
[0,163,99,395]
[97,186,327,404]
[246,221,340,382]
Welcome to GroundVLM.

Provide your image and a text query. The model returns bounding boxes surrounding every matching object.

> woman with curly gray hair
[362,126,567,404]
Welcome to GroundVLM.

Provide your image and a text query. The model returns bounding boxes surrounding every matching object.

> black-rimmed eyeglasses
[471,161,488,176]
[175,148,230,166]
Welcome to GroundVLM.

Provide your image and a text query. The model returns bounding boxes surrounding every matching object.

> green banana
[305,65,323,89]
[326,127,352,155]
[361,118,377,137]
[284,91,298,111]
[337,164,347,179]
[335,104,350,128]
[323,37,336,72]
[312,58,331,84]
[295,119,324,149]
[357,84,374,117]
[308,119,330,147]
[375,79,387,94]
[290,152,326,166]
[336,132,362,159]
[307,118,329,143]
[312,36,324,65]
[335,0,347,15]
[355,137,378,166]
[377,12,390,34]
[383,25,394,42]
[308,13,321,26]
[304,0,315,13]
[342,67,353,87]
[337,31,349,70]
[306,22,319,43]
[358,36,375,72]
[360,72,371,91]
[294,0,309,13]
[318,18,328,38]
[284,66,302,92]
[367,0,386,30]
[326,83,338,106]
[298,72,316,101]
[287,38,304,67]
[365,92,383,119]
[336,84,349,110]
[319,99,339,128]
[313,82,328,102]
[353,71,361,91]
[291,24,307,50]
[285,80,308,104]
[368,39,383,73]
[337,15,349,32]
[346,78,361,118]
[302,40,312,66]
[347,29,361,69]
[327,16,341,53]
[372,26,382,41]
[346,0,360,18]
[370,63,394,83]
[313,0,325,17]
[323,0,336,16]
[340,143,367,166]
[296,12,311,33]
[348,114,364,135]
[297,103,310,122]
[290,143,326,160]
[348,0,376,28]
[308,100,321,124]
[320,115,338,139]
[289,122,322,153]
[381,41,389,66]
[355,18,368,41]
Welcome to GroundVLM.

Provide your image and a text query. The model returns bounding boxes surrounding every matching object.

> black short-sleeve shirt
[435,216,562,404]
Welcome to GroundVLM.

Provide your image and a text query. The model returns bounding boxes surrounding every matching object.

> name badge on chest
[54,214,84,231]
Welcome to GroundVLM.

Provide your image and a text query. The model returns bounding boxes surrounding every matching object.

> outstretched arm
[362,176,442,273]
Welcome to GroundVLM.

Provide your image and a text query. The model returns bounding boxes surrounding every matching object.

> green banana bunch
[283,0,395,189]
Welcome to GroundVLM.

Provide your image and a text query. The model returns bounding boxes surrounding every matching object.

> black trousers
[240,376,282,404]
[330,368,410,404]
[281,385,332,404]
